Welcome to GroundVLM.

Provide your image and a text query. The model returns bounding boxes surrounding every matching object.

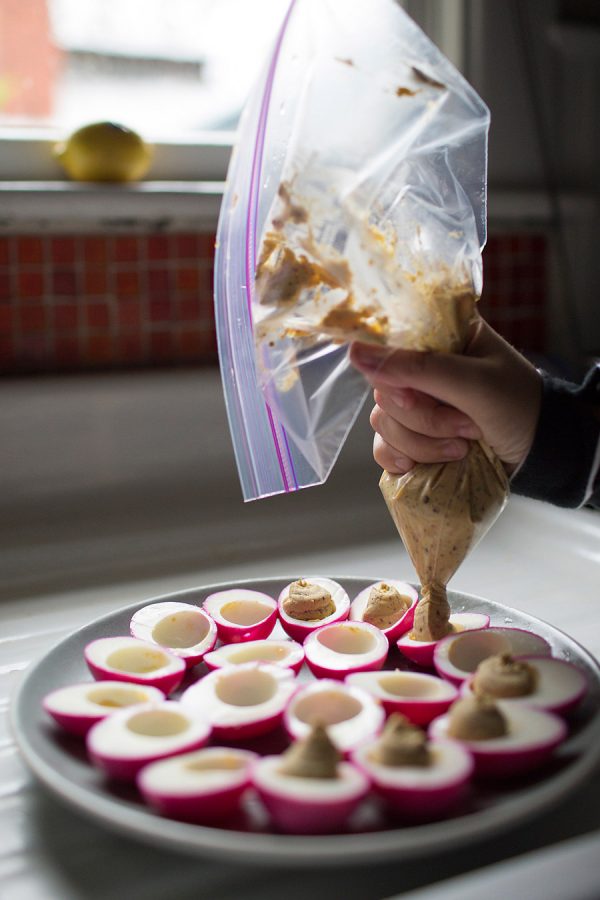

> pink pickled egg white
[304,620,389,680]
[349,580,418,641]
[43,681,165,736]
[84,636,186,694]
[460,655,588,715]
[345,670,458,725]
[277,577,350,642]
[434,626,552,685]
[202,589,277,644]
[351,738,473,818]
[397,613,490,669]
[86,700,211,781]
[180,662,297,741]
[130,601,217,667]
[284,679,385,754]
[252,755,369,834]
[203,638,304,673]
[137,747,257,824]
[429,703,567,777]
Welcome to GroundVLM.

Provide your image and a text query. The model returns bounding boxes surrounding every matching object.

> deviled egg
[277,577,350,642]
[352,714,473,819]
[203,638,304,674]
[84,636,186,694]
[180,662,297,741]
[397,613,490,669]
[304,621,389,680]
[130,601,217,668]
[346,670,458,726]
[43,681,165,736]
[137,747,257,824]
[202,589,278,643]
[284,679,385,754]
[349,580,418,642]
[252,723,369,834]
[86,700,211,780]
[429,691,567,777]
[434,626,552,685]
[461,654,588,715]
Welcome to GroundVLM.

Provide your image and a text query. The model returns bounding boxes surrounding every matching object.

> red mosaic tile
[52,269,78,296]
[85,301,111,329]
[174,234,200,259]
[176,268,200,293]
[83,236,108,265]
[51,237,77,264]
[177,296,202,321]
[118,299,143,328]
[197,233,216,259]
[147,235,171,261]
[149,298,173,322]
[19,303,46,332]
[113,236,139,263]
[147,268,170,296]
[17,271,44,299]
[0,272,10,301]
[54,336,82,367]
[19,334,48,362]
[17,237,44,265]
[115,270,140,297]
[83,267,108,295]
[0,305,13,334]
[0,238,10,267]
[149,330,175,359]
[117,333,146,363]
[0,337,14,370]
[53,302,79,330]
[86,334,115,364]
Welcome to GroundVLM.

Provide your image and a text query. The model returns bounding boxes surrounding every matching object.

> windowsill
[0,180,225,232]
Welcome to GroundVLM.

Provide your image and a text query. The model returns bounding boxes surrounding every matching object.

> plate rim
[11,575,600,867]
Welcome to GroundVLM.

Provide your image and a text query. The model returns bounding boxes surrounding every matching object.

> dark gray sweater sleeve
[510,364,600,509]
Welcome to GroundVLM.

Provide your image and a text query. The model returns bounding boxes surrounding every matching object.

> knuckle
[369,405,382,432]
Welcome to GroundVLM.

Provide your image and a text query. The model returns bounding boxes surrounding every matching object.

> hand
[349,317,542,475]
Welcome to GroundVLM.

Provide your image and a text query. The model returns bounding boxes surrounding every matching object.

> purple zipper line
[244,0,299,493]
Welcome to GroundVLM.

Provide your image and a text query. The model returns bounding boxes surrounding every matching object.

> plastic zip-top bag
[215,0,493,504]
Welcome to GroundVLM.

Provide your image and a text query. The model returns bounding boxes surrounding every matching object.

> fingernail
[457,423,481,439]
[353,347,383,370]
[441,441,464,459]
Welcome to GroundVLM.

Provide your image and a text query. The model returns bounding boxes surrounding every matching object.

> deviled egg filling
[363,583,411,630]
[279,723,341,779]
[219,600,273,626]
[283,579,335,621]
[446,692,508,741]
[411,583,455,642]
[372,714,431,767]
[472,654,537,699]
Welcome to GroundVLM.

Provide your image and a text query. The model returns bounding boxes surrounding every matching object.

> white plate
[11,577,600,866]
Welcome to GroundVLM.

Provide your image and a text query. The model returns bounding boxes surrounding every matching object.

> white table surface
[2,370,600,900]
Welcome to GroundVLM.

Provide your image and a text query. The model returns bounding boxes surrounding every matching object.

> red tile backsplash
[0,229,546,375]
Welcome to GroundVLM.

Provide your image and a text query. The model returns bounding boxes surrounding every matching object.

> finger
[373,434,414,475]
[373,388,482,440]
[370,405,469,464]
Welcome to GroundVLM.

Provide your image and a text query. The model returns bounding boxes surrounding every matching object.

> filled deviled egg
[284,679,385,755]
[84,636,186,694]
[202,589,278,643]
[352,714,473,819]
[434,626,552,685]
[252,722,369,834]
[137,746,257,824]
[349,580,418,642]
[345,670,458,726]
[86,700,211,780]
[277,577,350,642]
[180,662,297,741]
[130,601,217,668]
[43,681,165,736]
[304,620,389,680]
[203,638,304,674]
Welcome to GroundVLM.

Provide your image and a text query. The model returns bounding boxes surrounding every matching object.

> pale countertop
[2,369,600,900]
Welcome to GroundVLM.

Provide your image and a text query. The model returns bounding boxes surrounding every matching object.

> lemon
[54,122,153,183]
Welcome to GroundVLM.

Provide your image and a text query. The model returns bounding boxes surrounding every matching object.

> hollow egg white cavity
[304,620,389,680]
[84,636,186,694]
[284,679,385,754]
[349,580,418,641]
[137,747,257,824]
[429,702,567,777]
[86,700,211,780]
[397,613,490,669]
[203,638,304,674]
[461,654,588,715]
[43,681,166,736]
[180,662,297,741]
[277,577,350,642]
[352,737,473,819]
[434,626,552,685]
[345,670,458,726]
[252,754,369,834]
[202,589,277,644]
[130,601,217,668]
